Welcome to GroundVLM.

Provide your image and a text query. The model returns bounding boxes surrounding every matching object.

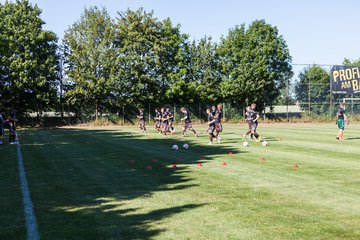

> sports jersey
[139,112,145,120]
[248,110,259,123]
[167,110,174,121]
[162,112,169,123]
[183,111,191,123]
[337,107,345,119]
[208,114,215,126]
[155,111,161,121]
[215,109,222,123]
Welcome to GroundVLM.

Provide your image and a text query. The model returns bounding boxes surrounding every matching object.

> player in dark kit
[160,108,170,138]
[243,106,254,140]
[206,108,216,144]
[180,107,198,137]
[336,102,348,140]
[0,109,5,145]
[137,109,147,133]
[248,103,261,142]
[154,108,161,133]
[214,104,223,143]
[8,109,18,144]
[166,108,175,135]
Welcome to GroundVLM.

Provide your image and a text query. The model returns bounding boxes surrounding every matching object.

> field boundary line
[16,135,40,240]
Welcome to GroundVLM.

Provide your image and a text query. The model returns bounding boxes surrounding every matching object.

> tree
[294,65,330,114]
[218,20,292,109]
[188,37,221,103]
[113,8,191,108]
[63,6,116,120]
[0,0,58,114]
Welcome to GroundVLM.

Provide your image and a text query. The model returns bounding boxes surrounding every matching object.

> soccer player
[137,108,146,133]
[160,107,169,138]
[249,103,261,142]
[166,108,175,134]
[0,109,5,145]
[8,109,17,144]
[243,106,254,140]
[154,108,161,133]
[336,102,348,140]
[180,107,198,137]
[206,108,216,144]
[214,104,223,143]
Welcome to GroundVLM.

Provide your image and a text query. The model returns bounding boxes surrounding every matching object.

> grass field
[1,123,360,239]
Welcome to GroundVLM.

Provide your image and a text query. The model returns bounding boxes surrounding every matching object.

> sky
[1,0,360,70]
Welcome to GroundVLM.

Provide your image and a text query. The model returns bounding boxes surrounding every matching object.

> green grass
[2,123,360,239]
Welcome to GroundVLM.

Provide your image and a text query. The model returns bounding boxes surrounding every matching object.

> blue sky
[2,0,360,67]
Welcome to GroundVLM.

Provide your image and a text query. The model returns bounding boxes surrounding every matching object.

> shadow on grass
[20,128,241,239]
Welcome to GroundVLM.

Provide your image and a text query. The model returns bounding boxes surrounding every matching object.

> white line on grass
[16,135,40,240]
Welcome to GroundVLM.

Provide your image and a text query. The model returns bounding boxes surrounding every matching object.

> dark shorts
[155,121,161,129]
[183,122,193,130]
[208,125,215,135]
[0,126,4,136]
[139,119,145,126]
[250,121,258,131]
[215,122,223,132]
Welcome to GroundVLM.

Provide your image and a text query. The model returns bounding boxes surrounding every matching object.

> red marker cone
[228,152,233,155]
[128,160,136,164]
[221,162,228,166]
[293,164,299,169]
[171,164,177,168]
[152,159,158,162]
[260,157,266,161]
[146,165,152,169]
[197,163,203,167]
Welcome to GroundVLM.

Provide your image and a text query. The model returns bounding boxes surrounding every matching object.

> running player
[137,108,147,133]
[166,108,175,135]
[180,107,198,137]
[154,108,161,133]
[206,108,216,144]
[249,103,261,142]
[214,104,223,143]
[0,109,5,145]
[243,106,254,140]
[336,102,348,140]
[8,109,17,144]
[161,107,169,138]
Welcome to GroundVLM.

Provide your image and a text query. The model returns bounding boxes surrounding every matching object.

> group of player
[137,103,262,145]
[0,108,18,145]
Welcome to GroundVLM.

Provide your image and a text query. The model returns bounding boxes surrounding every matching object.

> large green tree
[189,37,221,103]
[0,0,58,113]
[63,6,116,120]
[218,20,292,108]
[294,65,330,114]
[113,8,190,108]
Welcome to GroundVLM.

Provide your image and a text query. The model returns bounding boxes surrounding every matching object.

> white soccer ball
[242,141,249,147]
[183,143,189,149]
[172,144,179,150]
[262,140,268,146]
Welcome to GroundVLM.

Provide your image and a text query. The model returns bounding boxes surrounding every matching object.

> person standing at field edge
[336,102,348,140]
